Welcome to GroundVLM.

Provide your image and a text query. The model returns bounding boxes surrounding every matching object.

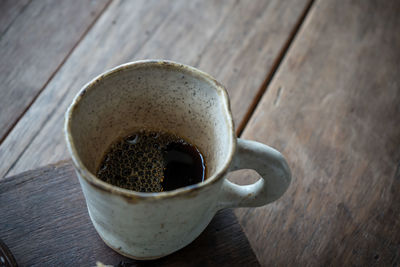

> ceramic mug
[64,60,291,259]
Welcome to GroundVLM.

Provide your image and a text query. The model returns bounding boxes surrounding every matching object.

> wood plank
[232,0,400,265]
[0,0,31,36]
[0,0,110,143]
[0,162,259,267]
[0,0,312,177]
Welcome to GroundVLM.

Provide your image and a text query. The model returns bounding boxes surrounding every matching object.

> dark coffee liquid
[97,130,206,192]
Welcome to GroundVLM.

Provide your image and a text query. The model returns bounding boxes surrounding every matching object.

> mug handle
[216,138,291,209]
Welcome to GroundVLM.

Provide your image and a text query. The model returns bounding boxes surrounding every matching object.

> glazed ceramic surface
[65,60,291,259]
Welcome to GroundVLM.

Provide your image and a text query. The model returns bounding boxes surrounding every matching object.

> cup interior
[66,61,235,189]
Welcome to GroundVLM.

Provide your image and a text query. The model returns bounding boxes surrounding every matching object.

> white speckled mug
[64,60,291,259]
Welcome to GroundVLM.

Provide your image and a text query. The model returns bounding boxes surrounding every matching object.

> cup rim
[64,60,236,201]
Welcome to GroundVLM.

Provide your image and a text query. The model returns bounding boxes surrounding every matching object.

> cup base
[99,234,167,261]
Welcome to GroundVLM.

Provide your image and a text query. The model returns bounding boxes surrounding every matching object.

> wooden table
[1,0,399,266]
[0,162,260,266]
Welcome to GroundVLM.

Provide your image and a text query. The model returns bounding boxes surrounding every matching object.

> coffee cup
[64,60,291,259]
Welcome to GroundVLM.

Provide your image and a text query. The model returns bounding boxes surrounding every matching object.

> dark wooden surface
[0,161,259,267]
[0,0,311,177]
[231,0,400,265]
[0,0,31,36]
[1,0,400,266]
[0,0,110,144]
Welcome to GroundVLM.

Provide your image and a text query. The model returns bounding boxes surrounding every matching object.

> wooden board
[0,0,110,143]
[0,0,312,177]
[0,0,31,36]
[0,161,259,267]
[231,0,400,265]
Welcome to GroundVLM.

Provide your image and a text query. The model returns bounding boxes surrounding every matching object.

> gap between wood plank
[0,0,113,147]
[1,0,187,178]
[1,0,313,178]
[236,0,315,137]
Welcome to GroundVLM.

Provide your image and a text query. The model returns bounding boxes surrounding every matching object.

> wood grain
[0,0,312,177]
[231,0,400,265]
[0,0,110,143]
[0,0,31,36]
[0,162,259,267]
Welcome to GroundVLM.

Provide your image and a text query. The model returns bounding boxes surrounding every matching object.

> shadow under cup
[67,61,235,192]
